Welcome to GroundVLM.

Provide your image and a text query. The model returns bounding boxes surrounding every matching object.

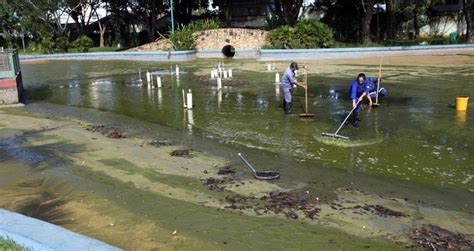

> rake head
[299,113,315,118]
[321,132,350,141]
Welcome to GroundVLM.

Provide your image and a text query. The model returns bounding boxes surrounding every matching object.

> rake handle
[334,100,361,135]
[238,153,257,174]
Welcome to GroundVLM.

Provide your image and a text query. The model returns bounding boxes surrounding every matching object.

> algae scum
[1,57,473,249]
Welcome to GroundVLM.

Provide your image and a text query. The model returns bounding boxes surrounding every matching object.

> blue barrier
[19,44,474,62]
[0,209,120,251]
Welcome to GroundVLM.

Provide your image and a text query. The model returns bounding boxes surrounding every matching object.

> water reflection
[456,110,467,128]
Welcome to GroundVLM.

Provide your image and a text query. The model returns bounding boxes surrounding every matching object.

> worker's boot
[285,102,292,114]
[351,112,360,127]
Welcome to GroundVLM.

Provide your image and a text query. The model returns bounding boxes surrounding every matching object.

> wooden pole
[375,57,383,105]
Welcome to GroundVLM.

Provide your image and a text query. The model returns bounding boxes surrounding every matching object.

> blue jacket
[366,77,379,92]
[281,68,296,89]
[349,78,370,100]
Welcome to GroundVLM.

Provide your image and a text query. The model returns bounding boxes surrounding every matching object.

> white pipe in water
[217,90,222,109]
[275,73,280,83]
[217,78,222,90]
[176,65,180,77]
[158,89,162,106]
[156,76,162,88]
[267,63,272,71]
[182,89,186,108]
[228,69,233,78]
[211,70,215,79]
[146,71,151,82]
[186,89,193,110]
[223,70,228,79]
[187,109,194,125]
[138,69,142,82]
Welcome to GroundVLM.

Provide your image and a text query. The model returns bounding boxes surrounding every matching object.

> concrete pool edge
[19,44,474,62]
[0,209,121,250]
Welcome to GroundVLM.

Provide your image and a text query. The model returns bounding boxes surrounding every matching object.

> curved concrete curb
[19,44,474,62]
[0,209,120,251]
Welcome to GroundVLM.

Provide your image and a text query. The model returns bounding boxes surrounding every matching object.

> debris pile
[362,205,408,218]
[330,202,408,218]
[149,138,174,147]
[217,166,235,175]
[85,124,126,139]
[409,224,473,250]
[222,191,321,220]
[170,149,191,157]
[204,177,228,191]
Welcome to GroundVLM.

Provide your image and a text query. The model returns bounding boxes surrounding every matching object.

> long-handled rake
[321,100,361,141]
[372,57,383,107]
[298,66,314,118]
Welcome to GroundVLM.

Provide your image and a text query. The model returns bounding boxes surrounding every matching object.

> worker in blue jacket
[348,73,373,127]
[366,77,388,101]
[280,62,299,114]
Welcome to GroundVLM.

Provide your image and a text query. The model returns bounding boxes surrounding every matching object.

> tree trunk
[414,2,420,38]
[99,24,107,48]
[386,0,395,39]
[464,0,473,42]
[224,0,233,27]
[361,0,374,43]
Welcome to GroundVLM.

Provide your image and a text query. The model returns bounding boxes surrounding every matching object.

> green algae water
[5,57,472,249]
[22,59,474,191]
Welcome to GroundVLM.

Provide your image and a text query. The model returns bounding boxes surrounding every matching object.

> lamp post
[170,0,175,34]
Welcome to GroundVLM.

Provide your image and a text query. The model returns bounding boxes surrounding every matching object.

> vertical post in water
[267,63,272,71]
[217,78,222,90]
[228,69,233,78]
[275,73,280,83]
[176,65,180,77]
[157,76,162,88]
[223,70,228,79]
[182,89,186,108]
[186,89,193,110]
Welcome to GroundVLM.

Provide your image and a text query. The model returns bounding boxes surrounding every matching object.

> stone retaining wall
[195,28,268,50]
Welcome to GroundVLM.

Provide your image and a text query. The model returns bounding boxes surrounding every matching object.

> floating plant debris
[217,166,235,175]
[85,124,126,139]
[361,205,408,218]
[408,224,473,250]
[170,149,191,157]
[149,138,174,146]
[204,177,227,191]
[221,191,321,220]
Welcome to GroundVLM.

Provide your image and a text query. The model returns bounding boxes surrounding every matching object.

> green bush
[170,18,220,50]
[72,35,93,52]
[265,20,333,49]
[55,36,69,52]
[39,34,54,54]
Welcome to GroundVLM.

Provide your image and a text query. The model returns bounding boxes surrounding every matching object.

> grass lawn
[0,237,29,251]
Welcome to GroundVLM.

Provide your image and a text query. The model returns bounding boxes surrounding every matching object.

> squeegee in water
[321,99,362,141]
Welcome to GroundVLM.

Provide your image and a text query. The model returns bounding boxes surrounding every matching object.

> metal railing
[0,49,20,79]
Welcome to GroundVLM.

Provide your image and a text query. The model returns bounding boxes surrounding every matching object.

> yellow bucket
[456,96,469,111]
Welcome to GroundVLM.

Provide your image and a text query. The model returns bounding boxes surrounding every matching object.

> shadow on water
[15,185,73,226]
